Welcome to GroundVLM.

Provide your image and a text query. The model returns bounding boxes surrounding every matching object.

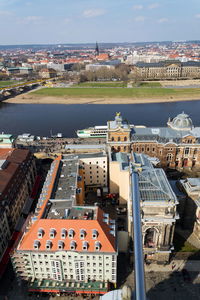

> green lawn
[173,232,199,252]
[0,80,23,88]
[73,81,127,88]
[31,87,200,99]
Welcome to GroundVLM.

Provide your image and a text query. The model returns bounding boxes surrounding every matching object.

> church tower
[95,41,99,56]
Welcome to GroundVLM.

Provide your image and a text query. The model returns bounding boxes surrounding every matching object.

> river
[0,101,200,137]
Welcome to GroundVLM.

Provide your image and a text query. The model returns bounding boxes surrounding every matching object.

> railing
[131,166,147,300]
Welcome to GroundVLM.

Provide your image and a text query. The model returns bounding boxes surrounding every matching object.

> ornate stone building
[107,113,132,153]
[131,112,200,169]
[131,60,200,80]
[107,112,200,169]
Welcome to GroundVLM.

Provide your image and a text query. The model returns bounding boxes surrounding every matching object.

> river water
[0,101,200,137]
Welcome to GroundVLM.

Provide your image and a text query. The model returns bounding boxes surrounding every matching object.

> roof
[17,155,116,253]
[18,207,116,253]
[133,153,177,203]
[167,112,193,131]
[0,149,30,195]
[111,152,129,170]
[65,144,106,150]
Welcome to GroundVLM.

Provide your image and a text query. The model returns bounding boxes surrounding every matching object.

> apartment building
[77,152,108,188]
[11,154,117,295]
[0,148,36,263]
[0,207,10,261]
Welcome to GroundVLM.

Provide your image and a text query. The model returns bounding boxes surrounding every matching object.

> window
[184,147,190,155]
[111,137,114,141]
[124,137,127,141]
[118,137,121,141]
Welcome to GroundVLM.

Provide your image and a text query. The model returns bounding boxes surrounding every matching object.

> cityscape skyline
[1,0,200,44]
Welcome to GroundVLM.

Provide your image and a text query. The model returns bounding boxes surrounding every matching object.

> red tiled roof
[18,212,116,253]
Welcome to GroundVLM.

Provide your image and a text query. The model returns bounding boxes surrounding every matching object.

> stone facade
[108,112,200,170]
[131,60,200,80]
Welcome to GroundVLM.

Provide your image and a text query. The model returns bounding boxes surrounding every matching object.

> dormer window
[68,229,74,238]
[46,240,52,250]
[82,241,88,251]
[61,228,66,239]
[33,240,40,250]
[92,229,98,239]
[38,228,44,239]
[80,229,86,239]
[50,228,56,239]
[70,240,76,250]
[95,241,101,251]
[58,240,64,250]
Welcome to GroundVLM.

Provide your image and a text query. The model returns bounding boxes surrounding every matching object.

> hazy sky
[1,0,200,45]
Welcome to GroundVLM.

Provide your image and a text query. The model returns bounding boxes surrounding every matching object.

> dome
[167,112,193,131]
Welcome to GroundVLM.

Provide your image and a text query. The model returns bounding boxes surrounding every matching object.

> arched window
[118,137,121,142]
[124,137,127,141]
[144,228,157,248]
[117,146,121,152]
[167,153,173,161]
[111,137,114,141]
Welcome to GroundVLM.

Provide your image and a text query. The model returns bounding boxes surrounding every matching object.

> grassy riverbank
[31,87,200,99]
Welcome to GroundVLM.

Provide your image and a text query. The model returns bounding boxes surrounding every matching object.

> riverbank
[5,92,200,104]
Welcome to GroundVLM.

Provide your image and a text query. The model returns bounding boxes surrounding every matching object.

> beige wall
[79,155,108,187]
[109,161,130,204]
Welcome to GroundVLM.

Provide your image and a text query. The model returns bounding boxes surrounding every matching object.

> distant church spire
[95,41,99,56]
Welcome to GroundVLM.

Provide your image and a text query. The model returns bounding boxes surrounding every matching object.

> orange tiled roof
[18,207,116,253]
[17,156,116,253]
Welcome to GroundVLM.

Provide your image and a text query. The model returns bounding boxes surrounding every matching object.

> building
[11,154,117,295]
[77,152,108,189]
[178,178,200,235]
[0,148,36,262]
[39,68,57,79]
[109,151,178,263]
[131,112,200,169]
[131,60,200,80]
[107,113,132,153]
[0,207,10,261]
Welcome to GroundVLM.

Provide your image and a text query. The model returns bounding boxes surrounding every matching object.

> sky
[1,0,200,45]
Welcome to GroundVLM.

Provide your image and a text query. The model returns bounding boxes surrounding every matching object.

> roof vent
[61,228,67,239]
[68,229,74,238]
[46,240,52,250]
[50,228,56,239]
[33,240,40,250]
[95,241,101,251]
[92,229,98,239]
[58,240,64,250]
[82,241,88,251]
[80,229,86,239]
[70,240,76,250]
[38,228,44,239]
